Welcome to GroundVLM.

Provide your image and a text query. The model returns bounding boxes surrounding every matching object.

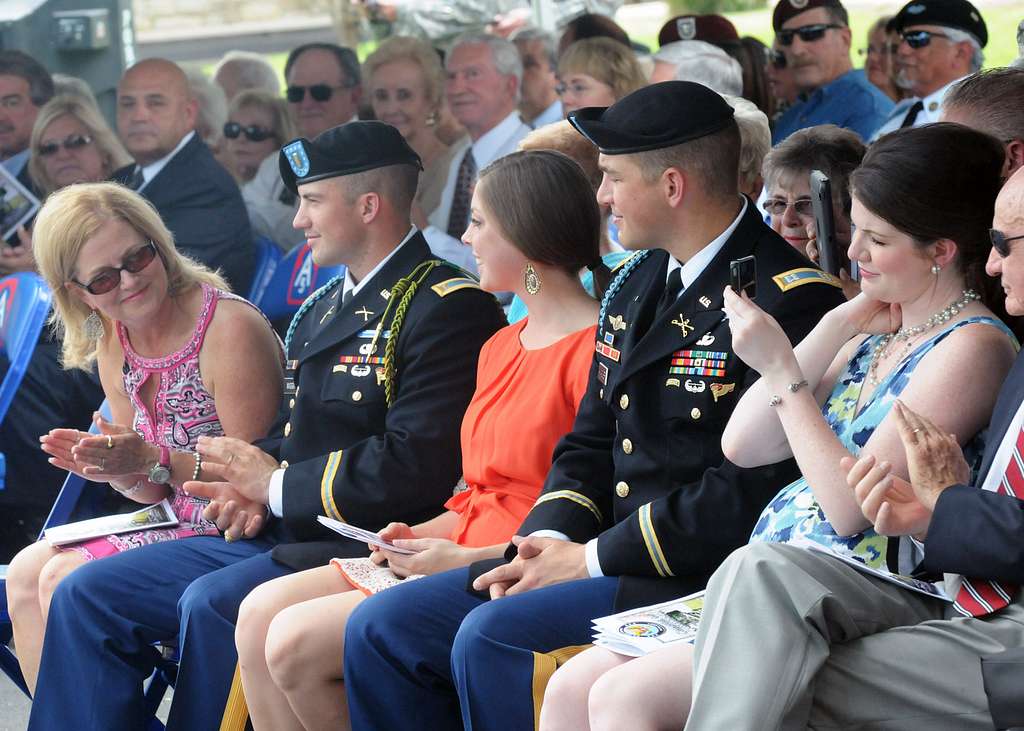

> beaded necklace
[868,289,979,387]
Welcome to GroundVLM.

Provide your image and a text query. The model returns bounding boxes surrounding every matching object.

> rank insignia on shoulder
[431,277,481,297]
[772,268,842,292]
[596,341,621,362]
[710,382,736,402]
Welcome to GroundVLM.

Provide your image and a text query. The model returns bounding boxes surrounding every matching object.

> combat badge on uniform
[283,141,310,177]
[710,382,736,402]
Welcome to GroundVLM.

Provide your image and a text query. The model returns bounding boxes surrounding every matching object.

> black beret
[891,0,987,47]
[279,120,423,194]
[772,0,847,32]
[567,81,734,155]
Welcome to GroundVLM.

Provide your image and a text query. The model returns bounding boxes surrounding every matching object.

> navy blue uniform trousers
[28,535,291,731]
[344,566,617,731]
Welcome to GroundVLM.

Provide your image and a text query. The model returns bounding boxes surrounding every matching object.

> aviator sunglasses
[286,83,353,103]
[37,134,93,157]
[223,122,275,142]
[777,23,843,46]
[71,241,159,295]
[900,29,953,49]
[990,229,1024,257]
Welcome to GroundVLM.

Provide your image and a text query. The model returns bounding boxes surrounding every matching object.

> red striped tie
[952,427,1022,617]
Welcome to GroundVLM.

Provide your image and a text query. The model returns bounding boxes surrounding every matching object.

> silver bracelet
[113,479,146,496]
[768,379,809,408]
[192,451,202,481]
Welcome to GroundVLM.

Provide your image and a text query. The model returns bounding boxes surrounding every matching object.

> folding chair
[252,242,345,322]
[0,273,52,491]
[245,236,283,303]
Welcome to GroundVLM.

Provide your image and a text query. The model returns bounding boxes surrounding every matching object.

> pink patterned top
[62,284,260,560]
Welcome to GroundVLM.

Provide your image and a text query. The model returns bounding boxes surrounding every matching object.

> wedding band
[227,453,236,466]
[99,457,106,470]
[106,435,114,449]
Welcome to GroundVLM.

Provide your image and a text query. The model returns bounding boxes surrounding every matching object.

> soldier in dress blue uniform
[27,121,505,731]
[342,82,847,731]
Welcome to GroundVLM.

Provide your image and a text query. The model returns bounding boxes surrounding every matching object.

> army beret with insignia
[568,81,734,155]
[658,14,739,46]
[890,0,987,47]
[772,0,847,32]
[279,120,423,194]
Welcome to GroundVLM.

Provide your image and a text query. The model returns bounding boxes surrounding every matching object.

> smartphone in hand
[730,255,756,298]
[810,170,839,276]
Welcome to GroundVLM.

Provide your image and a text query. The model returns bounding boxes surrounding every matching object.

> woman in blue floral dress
[538,124,1021,731]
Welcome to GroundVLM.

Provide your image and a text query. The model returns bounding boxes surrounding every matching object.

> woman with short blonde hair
[224,89,295,182]
[557,37,647,116]
[27,95,132,196]
[6,182,284,696]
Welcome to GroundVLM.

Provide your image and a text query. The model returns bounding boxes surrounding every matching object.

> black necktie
[899,100,925,129]
[126,166,145,190]
[447,147,477,239]
[657,266,684,316]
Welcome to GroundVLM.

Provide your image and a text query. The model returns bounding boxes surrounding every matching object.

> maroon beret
[658,14,740,46]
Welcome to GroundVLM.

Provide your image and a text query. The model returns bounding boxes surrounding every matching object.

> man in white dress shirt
[871,0,986,140]
[424,33,531,275]
[512,27,563,129]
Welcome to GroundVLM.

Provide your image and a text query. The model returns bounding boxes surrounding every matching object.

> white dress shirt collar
[665,197,748,290]
[471,111,526,167]
[342,226,418,299]
[137,130,196,191]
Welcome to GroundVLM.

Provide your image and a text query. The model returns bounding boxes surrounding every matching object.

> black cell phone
[810,170,839,276]
[730,255,756,298]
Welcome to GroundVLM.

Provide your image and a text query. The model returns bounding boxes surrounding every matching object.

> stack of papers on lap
[799,541,951,601]
[43,499,178,547]
[316,515,418,554]
[591,591,705,657]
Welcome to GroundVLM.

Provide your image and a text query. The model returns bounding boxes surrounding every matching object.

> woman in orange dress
[232,150,613,730]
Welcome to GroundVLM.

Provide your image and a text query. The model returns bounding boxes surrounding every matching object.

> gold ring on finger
[106,435,114,449]
[99,457,106,470]
[227,453,236,466]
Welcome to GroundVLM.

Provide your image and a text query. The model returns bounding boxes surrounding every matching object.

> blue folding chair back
[0,272,52,428]
[253,242,345,321]
[245,235,283,302]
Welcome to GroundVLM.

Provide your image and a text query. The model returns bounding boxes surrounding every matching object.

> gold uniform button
[619,394,630,410]
[294,386,300,397]
[621,438,633,455]
[284,422,292,437]
[615,481,630,498]
[691,407,701,420]
[599,388,604,399]
[289,398,295,409]
[352,390,363,402]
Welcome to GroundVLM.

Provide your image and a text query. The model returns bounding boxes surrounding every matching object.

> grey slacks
[684,542,1024,731]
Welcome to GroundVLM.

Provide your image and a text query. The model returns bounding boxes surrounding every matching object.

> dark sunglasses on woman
[285,83,352,104]
[777,23,843,46]
[223,122,275,142]
[71,241,159,295]
[768,49,787,69]
[990,229,1024,257]
[900,29,952,49]
[38,134,93,157]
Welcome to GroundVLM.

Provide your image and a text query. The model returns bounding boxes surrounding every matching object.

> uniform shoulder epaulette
[431,277,481,297]
[772,267,842,292]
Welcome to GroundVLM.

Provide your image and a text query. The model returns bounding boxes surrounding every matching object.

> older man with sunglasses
[243,42,362,250]
[771,0,893,144]
[871,0,987,140]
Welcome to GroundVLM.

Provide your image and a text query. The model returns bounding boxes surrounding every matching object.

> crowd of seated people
[3,0,1024,729]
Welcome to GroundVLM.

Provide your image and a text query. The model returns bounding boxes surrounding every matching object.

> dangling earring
[425,111,439,128]
[524,263,541,295]
[83,310,105,340]
[931,263,942,275]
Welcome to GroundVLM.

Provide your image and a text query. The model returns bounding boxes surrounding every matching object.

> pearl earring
[931,264,942,275]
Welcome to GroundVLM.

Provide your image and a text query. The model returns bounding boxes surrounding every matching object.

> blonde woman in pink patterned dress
[5,182,284,695]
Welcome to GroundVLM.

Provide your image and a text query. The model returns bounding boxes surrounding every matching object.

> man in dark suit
[682,167,1024,731]
[27,122,505,730]
[342,82,846,731]
[111,58,254,292]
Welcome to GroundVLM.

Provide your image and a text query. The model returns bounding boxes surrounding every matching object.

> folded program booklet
[43,499,178,547]
[591,591,705,658]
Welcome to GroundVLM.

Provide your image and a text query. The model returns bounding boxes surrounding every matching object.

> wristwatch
[148,446,172,485]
